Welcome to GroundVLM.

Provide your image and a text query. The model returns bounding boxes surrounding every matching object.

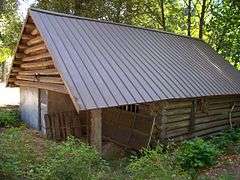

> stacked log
[164,96,240,142]
[8,21,66,94]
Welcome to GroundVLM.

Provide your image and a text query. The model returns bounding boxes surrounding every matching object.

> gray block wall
[20,87,40,130]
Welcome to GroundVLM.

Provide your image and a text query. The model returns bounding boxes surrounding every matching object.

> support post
[90,109,102,152]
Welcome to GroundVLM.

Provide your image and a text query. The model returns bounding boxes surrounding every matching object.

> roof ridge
[29,7,202,42]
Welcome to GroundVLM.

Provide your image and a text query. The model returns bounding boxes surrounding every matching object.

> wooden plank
[18,44,28,49]
[90,109,102,152]
[165,101,192,110]
[14,80,68,94]
[16,75,63,84]
[31,28,39,35]
[16,53,25,59]
[18,69,59,76]
[24,44,46,54]
[22,52,51,62]
[25,24,35,30]
[21,60,53,68]
[22,34,35,40]
[27,36,43,46]
[166,108,192,116]
[12,67,21,72]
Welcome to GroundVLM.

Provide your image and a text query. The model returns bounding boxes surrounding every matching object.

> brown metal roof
[28,8,240,110]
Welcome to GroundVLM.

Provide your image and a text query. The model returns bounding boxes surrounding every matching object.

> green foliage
[0,127,108,179]
[127,146,190,180]
[0,107,20,127]
[0,127,46,178]
[39,137,109,180]
[0,0,21,62]
[210,129,240,154]
[175,138,220,171]
[207,0,240,69]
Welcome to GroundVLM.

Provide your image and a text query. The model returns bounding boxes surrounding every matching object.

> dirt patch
[200,154,240,179]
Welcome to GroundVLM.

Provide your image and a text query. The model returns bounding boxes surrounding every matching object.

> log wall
[162,95,240,142]
[8,17,67,94]
[102,95,240,149]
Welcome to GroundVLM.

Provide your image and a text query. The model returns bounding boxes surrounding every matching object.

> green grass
[0,106,20,127]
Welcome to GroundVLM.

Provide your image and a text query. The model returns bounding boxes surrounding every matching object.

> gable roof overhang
[7,8,240,111]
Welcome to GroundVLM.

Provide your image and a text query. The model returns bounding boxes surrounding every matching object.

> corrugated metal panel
[29,8,240,110]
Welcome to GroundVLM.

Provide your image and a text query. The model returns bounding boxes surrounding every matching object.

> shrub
[210,128,240,154]
[0,126,45,178]
[0,107,20,127]
[127,146,190,180]
[175,138,220,172]
[0,127,108,180]
[38,137,109,180]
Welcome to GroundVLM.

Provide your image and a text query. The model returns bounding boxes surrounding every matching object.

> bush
[0,127,109,180]
[0,126,45,178]
[127,146,190,180]
[210,129,240,154]
[175,138,220,172]
[39,137,109,180]
[0,107,20,127]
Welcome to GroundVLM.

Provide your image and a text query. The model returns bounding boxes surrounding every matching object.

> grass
[1,107,240,179]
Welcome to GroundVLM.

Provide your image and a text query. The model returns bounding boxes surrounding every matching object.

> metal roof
[29,8,240,110]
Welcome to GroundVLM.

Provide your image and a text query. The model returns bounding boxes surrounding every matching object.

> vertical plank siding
[44,111,89,142]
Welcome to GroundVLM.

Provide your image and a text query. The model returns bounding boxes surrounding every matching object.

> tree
[207,0,240,69]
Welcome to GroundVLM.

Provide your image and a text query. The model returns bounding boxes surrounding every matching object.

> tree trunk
[199,0,207,39]
[187,0,192,36]
[0,61,5,82]
[160,0,166,30]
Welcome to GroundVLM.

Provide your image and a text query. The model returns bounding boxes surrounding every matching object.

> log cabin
[6,8,240,151]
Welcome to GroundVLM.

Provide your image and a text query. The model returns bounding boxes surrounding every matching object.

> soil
[200,155,240,179]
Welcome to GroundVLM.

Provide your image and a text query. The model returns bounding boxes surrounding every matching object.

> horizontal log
[9,72,18,76]
[27,36,43,46]
[31,28,39,35]
[166,108,192,116]
[166,127,189,138]
[166,120,190,131]
[16,53,25,59]
[16,75,63,84]
[22,34,35,40]
[22,52,51,62]
[12,68,21,73]
[18,69,59,76]
[18,44,28,49]
[165,101,192,110]
[21,60,54,69]
[13,61,21,65]
[8,78,17,82]
[14,80,68,94]
[208,103,231,110]
[166,114,191,123]
[24,44,46,54]
[25,24,35,30]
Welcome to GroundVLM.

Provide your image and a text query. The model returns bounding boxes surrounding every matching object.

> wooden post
[90,109,102,152]
[159,102,167,143]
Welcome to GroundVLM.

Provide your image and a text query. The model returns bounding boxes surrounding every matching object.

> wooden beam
[25,24,35,30]
[21,60,54,68]
[90,109,102,152]
[22,52,51,62]
[27,36,43,46]
[24,44,46,54]
[22,34,34,40]
[16,53,25,59]
[14,80,68,94]
[18,69,59,76]
[13,61,21,65]
[16,75,63,84]
[31,28,39,35]
[18,45,28,49]
[12,67,21,73]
